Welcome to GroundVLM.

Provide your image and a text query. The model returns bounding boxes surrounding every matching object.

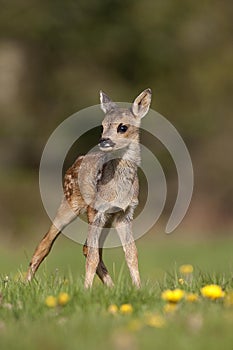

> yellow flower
[163,303,178,313]
[45,295,57,308]
[58,292,70,306]
[161,289,185,303]
[108,304,118,315]
[144,313,166,328]
[200,284,225,300]
[185,293,199,302]
[178,278,185,285]
[179,264,194,275]
[119,304,133,315]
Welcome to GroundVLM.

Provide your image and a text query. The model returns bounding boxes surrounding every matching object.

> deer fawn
[26,88,152,288]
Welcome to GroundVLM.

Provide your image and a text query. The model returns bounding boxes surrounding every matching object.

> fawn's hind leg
[26,199,78,281]
[96,247,114,287]
[83,227,114,287]
[115,211,141,288]
[84,209,110,288]
[97,227,114,287]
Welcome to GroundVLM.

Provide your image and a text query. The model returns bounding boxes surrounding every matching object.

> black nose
[99,138,115,148]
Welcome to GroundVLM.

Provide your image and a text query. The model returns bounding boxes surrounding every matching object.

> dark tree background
[0,0,232,243]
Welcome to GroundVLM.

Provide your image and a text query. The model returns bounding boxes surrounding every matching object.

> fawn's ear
[100,91,118,114]
[132,88,152,119]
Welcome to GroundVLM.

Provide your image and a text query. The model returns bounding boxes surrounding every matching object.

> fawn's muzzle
[99,138,115,149]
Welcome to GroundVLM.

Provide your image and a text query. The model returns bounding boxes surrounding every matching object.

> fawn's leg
[97,227,114,287]
[84,210,108,289]
[26,199,77,281]
[96,247,114,287]
[115,212,141,288]
[83,227,114,287]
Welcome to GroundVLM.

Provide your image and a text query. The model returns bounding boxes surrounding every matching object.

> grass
[1,233,233,350]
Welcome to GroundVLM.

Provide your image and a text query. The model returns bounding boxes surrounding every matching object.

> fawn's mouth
[98,145,114,152]
[98,138,115,151]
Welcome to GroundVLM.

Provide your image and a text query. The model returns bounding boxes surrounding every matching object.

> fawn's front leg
[84,210,108,289]
[115,213,141,288]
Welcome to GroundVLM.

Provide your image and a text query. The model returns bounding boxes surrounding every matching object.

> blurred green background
[0,0,232,261]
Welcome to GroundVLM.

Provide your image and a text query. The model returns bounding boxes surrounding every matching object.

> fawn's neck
[105,139,141,170]
[123,140,141,166]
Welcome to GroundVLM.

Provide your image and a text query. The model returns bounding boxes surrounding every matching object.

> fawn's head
[98,89,152,152]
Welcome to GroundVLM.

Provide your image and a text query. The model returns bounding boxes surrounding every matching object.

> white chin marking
[99,146,113,152]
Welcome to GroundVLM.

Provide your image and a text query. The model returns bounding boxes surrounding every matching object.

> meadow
[0,231,233,350]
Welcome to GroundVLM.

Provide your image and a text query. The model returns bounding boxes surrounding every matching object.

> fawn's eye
[117,123,128,133]
[100,125,103,133]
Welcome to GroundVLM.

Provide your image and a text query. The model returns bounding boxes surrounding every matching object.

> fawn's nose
[99,138,115,149]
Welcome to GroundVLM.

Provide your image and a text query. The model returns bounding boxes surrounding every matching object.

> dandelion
[108,304,118,315]
[144,313,166,328]
[200,284,225,300]
[163,303,178,313]
[185,293,199,303]
[119,303,133,315]
[45,295,57,308]
[179,264,193,275]
[161,289,185,303]
[178,278,185,285]
[58,292,70,306]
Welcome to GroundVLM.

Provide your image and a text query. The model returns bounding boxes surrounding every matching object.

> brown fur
[26,89,152,288]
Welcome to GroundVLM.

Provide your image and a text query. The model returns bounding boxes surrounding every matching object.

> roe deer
[26,88,152,288]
